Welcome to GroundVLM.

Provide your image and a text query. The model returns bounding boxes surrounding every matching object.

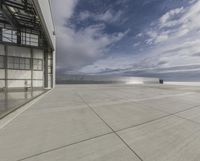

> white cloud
[154,34,169,44]
[51,0,78,25]
[159,7,184,27]
[79,10,123,23]
[51,0,200,76]
[56,24,127,72]
[146,1,200,45]
[80,1,200,75]
[51,0,127,72]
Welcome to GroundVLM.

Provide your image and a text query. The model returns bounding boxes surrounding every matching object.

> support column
[4,45,8,108]
[4,45,8,91]
[44,49,48,88]
[0,27,2,42]
[30,48,33,94]
[49,50,53,88]
[52,50,56,88]
[17,29,21,45]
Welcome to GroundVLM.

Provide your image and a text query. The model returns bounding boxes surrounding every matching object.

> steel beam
[4,44,8,91]
[0,27,2,41]
[30,47,33,96]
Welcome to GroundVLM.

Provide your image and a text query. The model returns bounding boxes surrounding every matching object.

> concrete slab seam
[115,104,200,133]
[76,92,144,161]
[15,132,114,161]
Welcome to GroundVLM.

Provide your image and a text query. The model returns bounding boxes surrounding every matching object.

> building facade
[0,0,55,91]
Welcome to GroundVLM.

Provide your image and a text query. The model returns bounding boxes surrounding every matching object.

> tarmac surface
[1,84,200,161]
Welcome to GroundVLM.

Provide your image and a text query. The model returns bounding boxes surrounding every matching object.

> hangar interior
[0,0,54,92]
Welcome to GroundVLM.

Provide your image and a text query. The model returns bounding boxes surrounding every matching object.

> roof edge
[33,0,56,50]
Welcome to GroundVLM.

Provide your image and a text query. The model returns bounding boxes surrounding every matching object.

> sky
[51,0,200,81]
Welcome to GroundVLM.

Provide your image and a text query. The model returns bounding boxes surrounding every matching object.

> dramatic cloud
[80,0,200,81]
[51,0,127,73]
[52,0,200,81]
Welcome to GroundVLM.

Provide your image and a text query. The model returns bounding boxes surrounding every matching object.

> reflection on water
[0,89,45,118]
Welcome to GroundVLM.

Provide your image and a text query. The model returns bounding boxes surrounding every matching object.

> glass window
[7,57,31,70]
[2,29,17,43]
[33,59,43,71]
[30,34,39,46]
[19,58,25,69]
[24,58,31,70]
[14,57,20,69]
[0,56,4,68]
[21,32,38,47]
[8,57,14,69]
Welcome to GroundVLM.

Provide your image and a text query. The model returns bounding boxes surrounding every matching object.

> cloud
[56,24,127,72]
[79,10,123,23]
[51,0,78,25]
[145,1,200,45]
[159,7,184,27]
[51,0,200,81]
[51,0,127,73]
[80,1,200,77]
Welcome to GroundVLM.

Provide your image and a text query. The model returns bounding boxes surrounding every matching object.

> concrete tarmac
[1,84,200,161]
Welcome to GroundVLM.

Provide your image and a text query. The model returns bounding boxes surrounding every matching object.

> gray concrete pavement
[118,116,200,161]
[1,84,200,161]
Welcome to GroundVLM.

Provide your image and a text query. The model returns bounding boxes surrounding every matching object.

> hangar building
[0,0,56,91]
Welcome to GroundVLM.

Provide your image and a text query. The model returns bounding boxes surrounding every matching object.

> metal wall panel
[8,70,31,79]
[7,46,31,58]
[7,46,31,88]
[48,75,52,88]
[0,80,5,88]
[52,50,56,87]
[0,45,5,55]
[33,49,44,59]
[33,71,43,80]
[8,80,31,88]
[33,49,44,87]
[0,69,5,79]
[4,46,44,88]
[0,45,5,88]
[33,80,43,87]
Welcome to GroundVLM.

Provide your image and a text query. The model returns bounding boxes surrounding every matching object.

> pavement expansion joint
[76,92,144,161]
[16,132,114,161]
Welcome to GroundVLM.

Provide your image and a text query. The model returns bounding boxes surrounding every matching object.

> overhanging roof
[0,0,55,50]
[0,0,41,31]
[33,0,55,50]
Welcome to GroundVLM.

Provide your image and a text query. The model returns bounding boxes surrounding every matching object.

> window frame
[7,56,31,70]
[0,56,43,71]
[0,55,5,69]
[33,58,43,71]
